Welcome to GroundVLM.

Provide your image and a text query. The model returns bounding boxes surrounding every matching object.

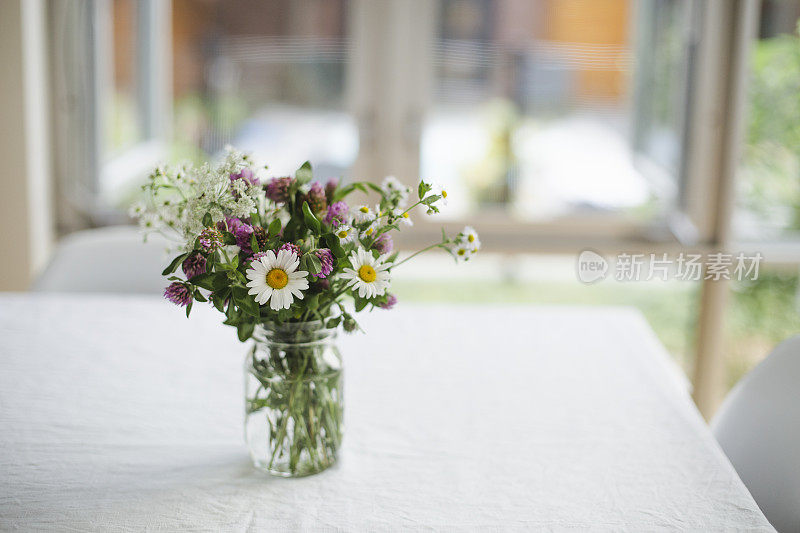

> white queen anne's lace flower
[245,249,309,311]
[382,175,411,207]
[342,248,391,298]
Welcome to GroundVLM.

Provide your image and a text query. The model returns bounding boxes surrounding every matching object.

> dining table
[0,293,774,531]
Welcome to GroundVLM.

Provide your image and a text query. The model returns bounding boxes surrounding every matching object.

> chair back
[34,226,172,293]
[712,335,800,532]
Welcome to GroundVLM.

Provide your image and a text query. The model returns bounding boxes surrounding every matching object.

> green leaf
[332,183,357,202]
[324,233,346,258]
[354,296,369,312]
[202,212,213,227]
[250,211,261,227]
[377,223,398,235]
[302,201,322,234]
[250,233,260,253]
[162,253,188,276]
[326,316,342,328]
[418,181,431,200]
[283,218,299,241]
[237,321,255,342]
[185,300,194,318]
[385,251,399,263]
[365,182,383,194]
[234,287,259,318]
[212,273,230,291]
[212,291,227,312]
[225,297,239,321]
[189,272,214,290]
[421,194,441,205]
[222,231,236,245]
[193,290,208,303]
[267,218,282,237]
[306,253,322,275]
[295,161,313,184]
[305,293,319,312]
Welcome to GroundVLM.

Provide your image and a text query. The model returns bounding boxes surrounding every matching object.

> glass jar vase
[244,321,343,477]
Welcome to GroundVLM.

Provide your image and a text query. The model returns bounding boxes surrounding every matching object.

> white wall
[0,0,53,290]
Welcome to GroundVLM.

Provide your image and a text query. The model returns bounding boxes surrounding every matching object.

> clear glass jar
[244,321,343,477]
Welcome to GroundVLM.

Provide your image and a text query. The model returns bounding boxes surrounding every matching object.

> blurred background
[1,0,799,418]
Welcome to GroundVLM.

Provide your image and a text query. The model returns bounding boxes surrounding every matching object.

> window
[51,0,713,249]
[169,0,357,178]
[50,0,169,225]
[734,0,800,242]
[417,0,695,228]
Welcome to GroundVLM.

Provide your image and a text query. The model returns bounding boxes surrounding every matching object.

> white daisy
[334,224,356,244]
[245,249,309,311]
[392,208,413,226]
[342,248,391,299]
[353,204,376,224]
[461,226,480,251]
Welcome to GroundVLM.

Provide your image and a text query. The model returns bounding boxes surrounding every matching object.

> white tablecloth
[0,295,772,531]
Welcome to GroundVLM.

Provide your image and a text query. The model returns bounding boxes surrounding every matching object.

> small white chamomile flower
[430,183,449,206]
[461,226,480,251]
[360,221,378,239]
[392,208,413,226]
[452,243,473,262]
[353,204,376,223]
[245,249,309,311]
[334,224,356,244]
[342,248,391,299]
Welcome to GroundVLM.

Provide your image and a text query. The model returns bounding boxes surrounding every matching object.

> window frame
[50,0,171,225]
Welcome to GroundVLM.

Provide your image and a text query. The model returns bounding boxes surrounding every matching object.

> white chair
[712,336,800,533]
[34,226,174,293]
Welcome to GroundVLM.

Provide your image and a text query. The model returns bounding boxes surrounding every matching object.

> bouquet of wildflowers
[133,147,480,338]
[132,147,479,475]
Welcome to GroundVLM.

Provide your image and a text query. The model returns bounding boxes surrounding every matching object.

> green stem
[267,353,309,470]
[391,242,445,269]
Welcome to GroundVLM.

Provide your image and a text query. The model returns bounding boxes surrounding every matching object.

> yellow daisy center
[266,268,289,289]
[365,227,374,235]
[337,229,349,238]
[468,234,475,243]
[442,189,448,198]
[359,206,369,213]
[401,212,409,218]
[457,249,466,256]
[358,265,377,282]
